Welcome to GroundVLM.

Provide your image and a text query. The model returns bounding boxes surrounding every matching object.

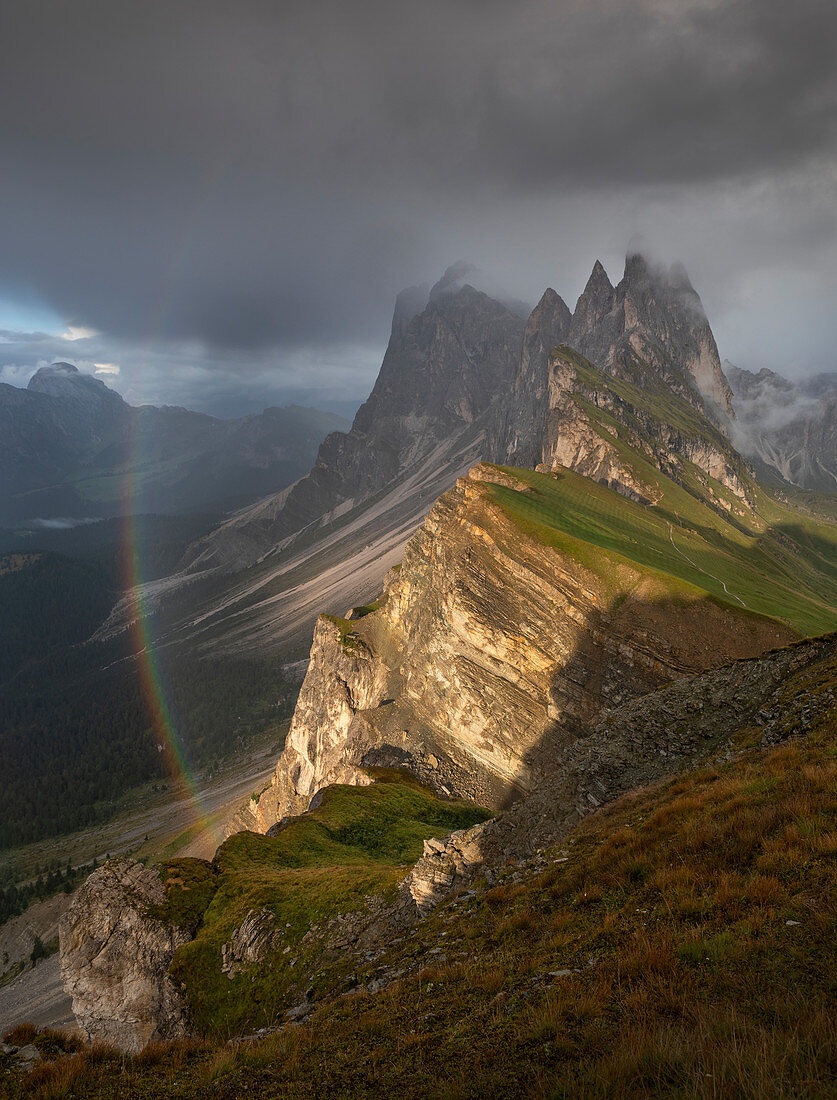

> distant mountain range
[0,363,350,525]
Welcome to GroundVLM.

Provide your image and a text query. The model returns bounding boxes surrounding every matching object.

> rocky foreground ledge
[58,633,835,1053]
[59,860,192,1053]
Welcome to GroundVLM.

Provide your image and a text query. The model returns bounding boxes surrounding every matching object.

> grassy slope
[161,771,490,1038]
[486,460,837,637]
[13,647,837,1098]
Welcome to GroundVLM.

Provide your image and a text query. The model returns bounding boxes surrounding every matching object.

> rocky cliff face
[235,463,793,836]
[182,253,740,578]
[497,287,573,467]
[568,255,734,421]
[404,631,837,908]
[537,346,750,506]
[59,860,192,1053]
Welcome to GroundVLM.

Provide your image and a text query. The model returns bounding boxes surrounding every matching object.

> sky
[0,0,835,417]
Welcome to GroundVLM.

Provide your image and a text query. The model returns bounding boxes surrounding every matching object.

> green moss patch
[168,770,490,1037]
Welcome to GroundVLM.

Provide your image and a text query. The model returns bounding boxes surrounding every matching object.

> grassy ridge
[487,464,837,636]
[165,771,490,1037]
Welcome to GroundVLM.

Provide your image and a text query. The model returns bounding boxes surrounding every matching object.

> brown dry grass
[5,679,836,1098]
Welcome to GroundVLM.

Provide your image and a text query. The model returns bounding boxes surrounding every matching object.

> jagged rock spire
[494,287,572,465]
[568,260,616,348]
[568,253,734,420]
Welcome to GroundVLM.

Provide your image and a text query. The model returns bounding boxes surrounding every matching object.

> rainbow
[116,165,235,852]
[120,436,220,851]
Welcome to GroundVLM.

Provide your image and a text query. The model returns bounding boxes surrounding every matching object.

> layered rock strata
[233,463,792,836]
[404,631,837,908]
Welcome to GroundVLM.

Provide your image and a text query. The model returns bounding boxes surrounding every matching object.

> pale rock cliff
[59,860,191,1053]
[235,464,792,835]
[539,348,749,505]
[230,615,388,833]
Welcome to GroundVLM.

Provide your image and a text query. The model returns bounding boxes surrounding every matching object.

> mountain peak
[28,361,124,401]
[27,361,80,388]
[623,251,653,283]
[429,261,477,301]
[568,260,617,349]
[589,258,612,285]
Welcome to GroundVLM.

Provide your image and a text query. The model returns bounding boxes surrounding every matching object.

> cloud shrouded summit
[0,0,835,408]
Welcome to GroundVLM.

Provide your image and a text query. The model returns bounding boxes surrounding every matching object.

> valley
[1,253,836,1098]
[0,723,281,1032]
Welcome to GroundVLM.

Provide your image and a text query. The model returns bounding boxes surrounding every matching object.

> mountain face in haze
[567,254,734,420]
[726,363,837,491]
[0,364,350,524]
[183,269,527,571]
[119,253,758,660]
[185,254,740,577]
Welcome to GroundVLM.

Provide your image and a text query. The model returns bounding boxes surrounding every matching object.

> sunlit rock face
[537,347,748,504]
[239,464,790,834]
[402,631,837,909]
[59,859,192,1053]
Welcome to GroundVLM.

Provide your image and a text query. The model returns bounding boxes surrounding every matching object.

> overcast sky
[0,0,835,416]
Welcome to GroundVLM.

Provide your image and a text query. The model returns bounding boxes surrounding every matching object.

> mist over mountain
[182,254,746,579]
[726,361,837,490]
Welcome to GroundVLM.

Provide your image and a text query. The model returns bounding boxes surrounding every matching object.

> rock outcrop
[59,859,192,1053]
[498,287,573,467]
[236,462,793,836]
[220,908,281,979]
[403,631,837,908]
[229,614,386,832]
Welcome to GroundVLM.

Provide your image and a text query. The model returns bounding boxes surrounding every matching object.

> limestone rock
[234,463,792,833]
[221,908,280,979]
[406,632,837,905]
[539,347,748,503]
[59,859,192,1053]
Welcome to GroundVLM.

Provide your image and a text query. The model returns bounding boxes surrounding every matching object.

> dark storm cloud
[0,0,835,395]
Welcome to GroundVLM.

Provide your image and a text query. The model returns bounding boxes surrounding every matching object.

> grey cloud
[0,0,834,389]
